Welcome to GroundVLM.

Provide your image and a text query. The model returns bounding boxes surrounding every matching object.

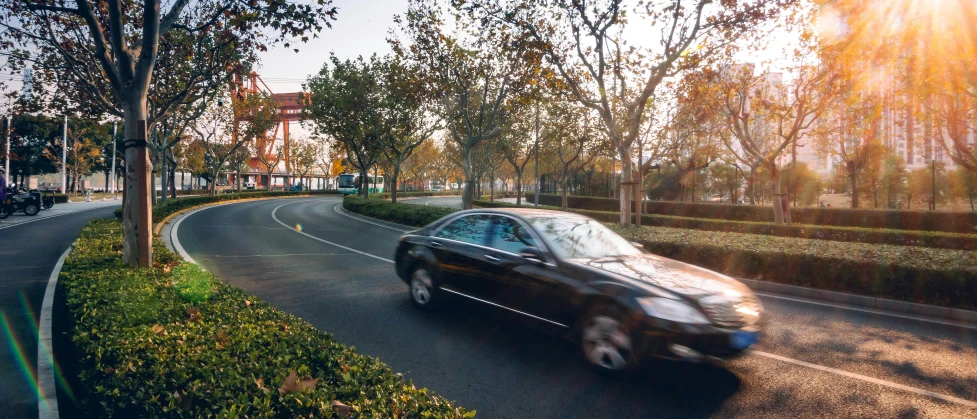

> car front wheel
[409,266,438,308]
[579,305,640,374]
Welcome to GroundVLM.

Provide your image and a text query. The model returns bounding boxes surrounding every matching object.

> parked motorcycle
[0,186,42,219]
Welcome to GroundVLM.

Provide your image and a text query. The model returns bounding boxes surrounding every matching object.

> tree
[950,167,977,211]
[404,139,436,191]
[378,57,441,203]
[254,139,286,191]
[906,165,949,211]
[292,140,318,190]
[7,114,60,185]
[470,0,791,224]
[304,55,385,198]
[496,104,538,205]
[1,0,335,267]
[394,0,540,209]
[194,100,249,195]
[45,120,107,195]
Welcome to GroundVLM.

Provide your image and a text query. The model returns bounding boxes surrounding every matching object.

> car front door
[430,214,497,298]
[485,216,578,326]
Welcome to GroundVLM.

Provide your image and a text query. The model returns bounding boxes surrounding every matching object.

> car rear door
[430,214,497,298]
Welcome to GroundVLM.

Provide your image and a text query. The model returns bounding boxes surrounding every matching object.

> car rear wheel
[579,305,640,373]
[409,266,438,308]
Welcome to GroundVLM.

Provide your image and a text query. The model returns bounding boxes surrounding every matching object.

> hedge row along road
[170,196,977,418]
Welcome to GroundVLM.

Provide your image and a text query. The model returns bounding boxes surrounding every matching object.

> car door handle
[484,255,500,262]
[430,241,442,247]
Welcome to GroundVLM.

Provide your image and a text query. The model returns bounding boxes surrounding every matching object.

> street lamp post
[61,115,67,196]
[4,113,10,179]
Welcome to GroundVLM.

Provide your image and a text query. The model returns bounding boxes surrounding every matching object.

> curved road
[174,197,977,418]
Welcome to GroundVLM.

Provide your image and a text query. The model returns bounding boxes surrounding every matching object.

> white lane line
[274,202,395,264]
[208,253,356,258]
[38,246,71,419]
[332,204,412,232]
[0,205,116,231]
[425,200,432,206]
[755,292,977,331]
[752,350,977,408]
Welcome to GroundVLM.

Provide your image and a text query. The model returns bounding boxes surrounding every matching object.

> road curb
[738,278,977,325]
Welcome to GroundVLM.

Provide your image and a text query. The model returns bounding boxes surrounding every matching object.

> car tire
[24,203,40,216]
[409,265,439,309]
[578,304,641,375]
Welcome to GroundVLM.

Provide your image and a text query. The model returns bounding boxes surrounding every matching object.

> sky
[255,0,407,95]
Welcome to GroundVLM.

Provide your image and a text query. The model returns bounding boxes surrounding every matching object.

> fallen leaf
[188,308,201,322]
[176,340,184,345]
[255,378,269,393]
[216,330,229,343]
[151,324,165,335]
[279,323,288,332]
[104,367,115,374]
[331,400,353,417]
[297,377,320,391]
[163,265,172,274]
[244,300,251,307]
[278,372,298,396]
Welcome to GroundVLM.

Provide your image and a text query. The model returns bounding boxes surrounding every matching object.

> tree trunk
[619,148,633,225]
[391,164,401,204]
[515,171,523,205]
[121,102,153,268]
[850,170,859,208]
[462,145,475,209]
[267,171,274,191]
[169,153,177,199]
[771,166,785,225]
[159,150,167,202]
[561,172,569,209]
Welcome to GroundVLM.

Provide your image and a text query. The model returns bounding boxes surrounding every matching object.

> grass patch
[61,218,473,418]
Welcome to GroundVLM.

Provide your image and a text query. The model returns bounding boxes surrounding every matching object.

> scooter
[0,186,42,219]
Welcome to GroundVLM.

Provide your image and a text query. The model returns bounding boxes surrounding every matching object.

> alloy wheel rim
[582,315,633,370]
[411,270,433,305]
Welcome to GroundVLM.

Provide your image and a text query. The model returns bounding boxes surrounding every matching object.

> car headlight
[637,297,710,324]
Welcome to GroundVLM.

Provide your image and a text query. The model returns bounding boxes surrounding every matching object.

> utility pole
[61,115,67,195]
[4,113,10,179]
[112,122,118,199]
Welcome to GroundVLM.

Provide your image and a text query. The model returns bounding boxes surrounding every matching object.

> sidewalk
[0,200,119,229]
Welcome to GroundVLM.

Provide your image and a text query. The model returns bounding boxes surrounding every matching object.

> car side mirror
[518,246,544,262]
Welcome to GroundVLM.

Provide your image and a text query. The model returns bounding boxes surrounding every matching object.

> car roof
[459,207,591,221]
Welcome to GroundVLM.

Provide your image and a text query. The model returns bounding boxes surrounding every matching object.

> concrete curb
[739,278,977,325]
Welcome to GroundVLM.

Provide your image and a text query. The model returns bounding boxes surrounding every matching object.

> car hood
[568,254,750,299]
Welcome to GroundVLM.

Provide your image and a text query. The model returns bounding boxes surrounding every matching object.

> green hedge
[111,190,338,222]
[376,190,463,200]
[528,194,977,234]
[61,218,472,418]
[611,224,977,310]
[51,193,69,203]
[343,195,456,227]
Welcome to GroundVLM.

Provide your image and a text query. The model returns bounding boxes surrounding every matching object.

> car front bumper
[635,317,762,361]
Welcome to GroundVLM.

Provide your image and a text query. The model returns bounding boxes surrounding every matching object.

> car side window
[435,214,494,246]
[488,216,538,254]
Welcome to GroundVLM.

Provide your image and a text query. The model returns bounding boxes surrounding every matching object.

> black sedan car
[394,208,762,372]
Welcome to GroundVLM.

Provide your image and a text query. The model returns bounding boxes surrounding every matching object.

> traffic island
[59,218,473,418]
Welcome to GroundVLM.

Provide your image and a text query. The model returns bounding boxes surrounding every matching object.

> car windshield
[526,216,641,259]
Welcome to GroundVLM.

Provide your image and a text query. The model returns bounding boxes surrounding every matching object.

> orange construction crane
[231,72,308,188]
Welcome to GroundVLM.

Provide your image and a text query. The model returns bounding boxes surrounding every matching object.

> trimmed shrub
[376,190,462,200]
[171,263,213,304]
[610,224,977,310]
[343,195,455,227]
[51,193,70,203]
[61,219,472,418]
[528,193,977,234]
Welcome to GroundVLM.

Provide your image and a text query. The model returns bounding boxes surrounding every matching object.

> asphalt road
[0,205,117,419]
[174,197,977,418]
